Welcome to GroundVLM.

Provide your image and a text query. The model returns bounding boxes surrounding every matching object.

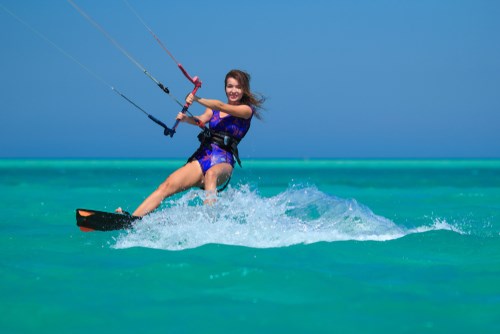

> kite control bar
[163,64,203,137]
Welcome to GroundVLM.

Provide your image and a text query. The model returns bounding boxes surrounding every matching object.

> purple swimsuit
[189,109,253,174]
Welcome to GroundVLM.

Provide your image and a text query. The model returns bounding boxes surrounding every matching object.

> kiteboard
[76,208,141,232]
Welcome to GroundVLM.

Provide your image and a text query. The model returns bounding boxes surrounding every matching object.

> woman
[117,69,264,217]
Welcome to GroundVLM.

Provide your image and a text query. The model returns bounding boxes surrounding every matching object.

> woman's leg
[132,161,204,217]
[203,163,233,204]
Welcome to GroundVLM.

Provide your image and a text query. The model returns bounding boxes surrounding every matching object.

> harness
[197,127,242,167]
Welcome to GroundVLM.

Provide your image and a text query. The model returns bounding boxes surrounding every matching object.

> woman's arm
[176,108,213,126]
[187,94,253,119]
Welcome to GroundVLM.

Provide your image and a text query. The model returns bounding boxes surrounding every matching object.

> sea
[1,158,499,333]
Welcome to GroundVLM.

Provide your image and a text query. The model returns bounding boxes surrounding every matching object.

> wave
[113,184,463,251]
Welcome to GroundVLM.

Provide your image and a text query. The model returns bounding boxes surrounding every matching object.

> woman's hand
[176,112,188,122]
[186,93,196,105]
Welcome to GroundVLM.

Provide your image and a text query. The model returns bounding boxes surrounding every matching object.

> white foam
[112,185,460,251]
[407,218,466,235]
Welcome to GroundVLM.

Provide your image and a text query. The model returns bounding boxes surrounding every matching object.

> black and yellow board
[76,209,141,232]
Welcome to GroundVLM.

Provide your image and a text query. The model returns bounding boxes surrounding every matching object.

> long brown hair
[225,69,265,120]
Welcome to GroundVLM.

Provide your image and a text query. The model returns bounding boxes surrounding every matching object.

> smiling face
[225,77,243,105]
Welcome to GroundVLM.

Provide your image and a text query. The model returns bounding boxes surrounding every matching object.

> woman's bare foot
[203,191,217,205]
[203,198,217,205]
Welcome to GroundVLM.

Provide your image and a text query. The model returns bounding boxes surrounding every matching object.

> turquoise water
[1,159,499,333]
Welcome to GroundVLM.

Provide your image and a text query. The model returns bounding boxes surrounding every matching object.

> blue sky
[1,0,499,158]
